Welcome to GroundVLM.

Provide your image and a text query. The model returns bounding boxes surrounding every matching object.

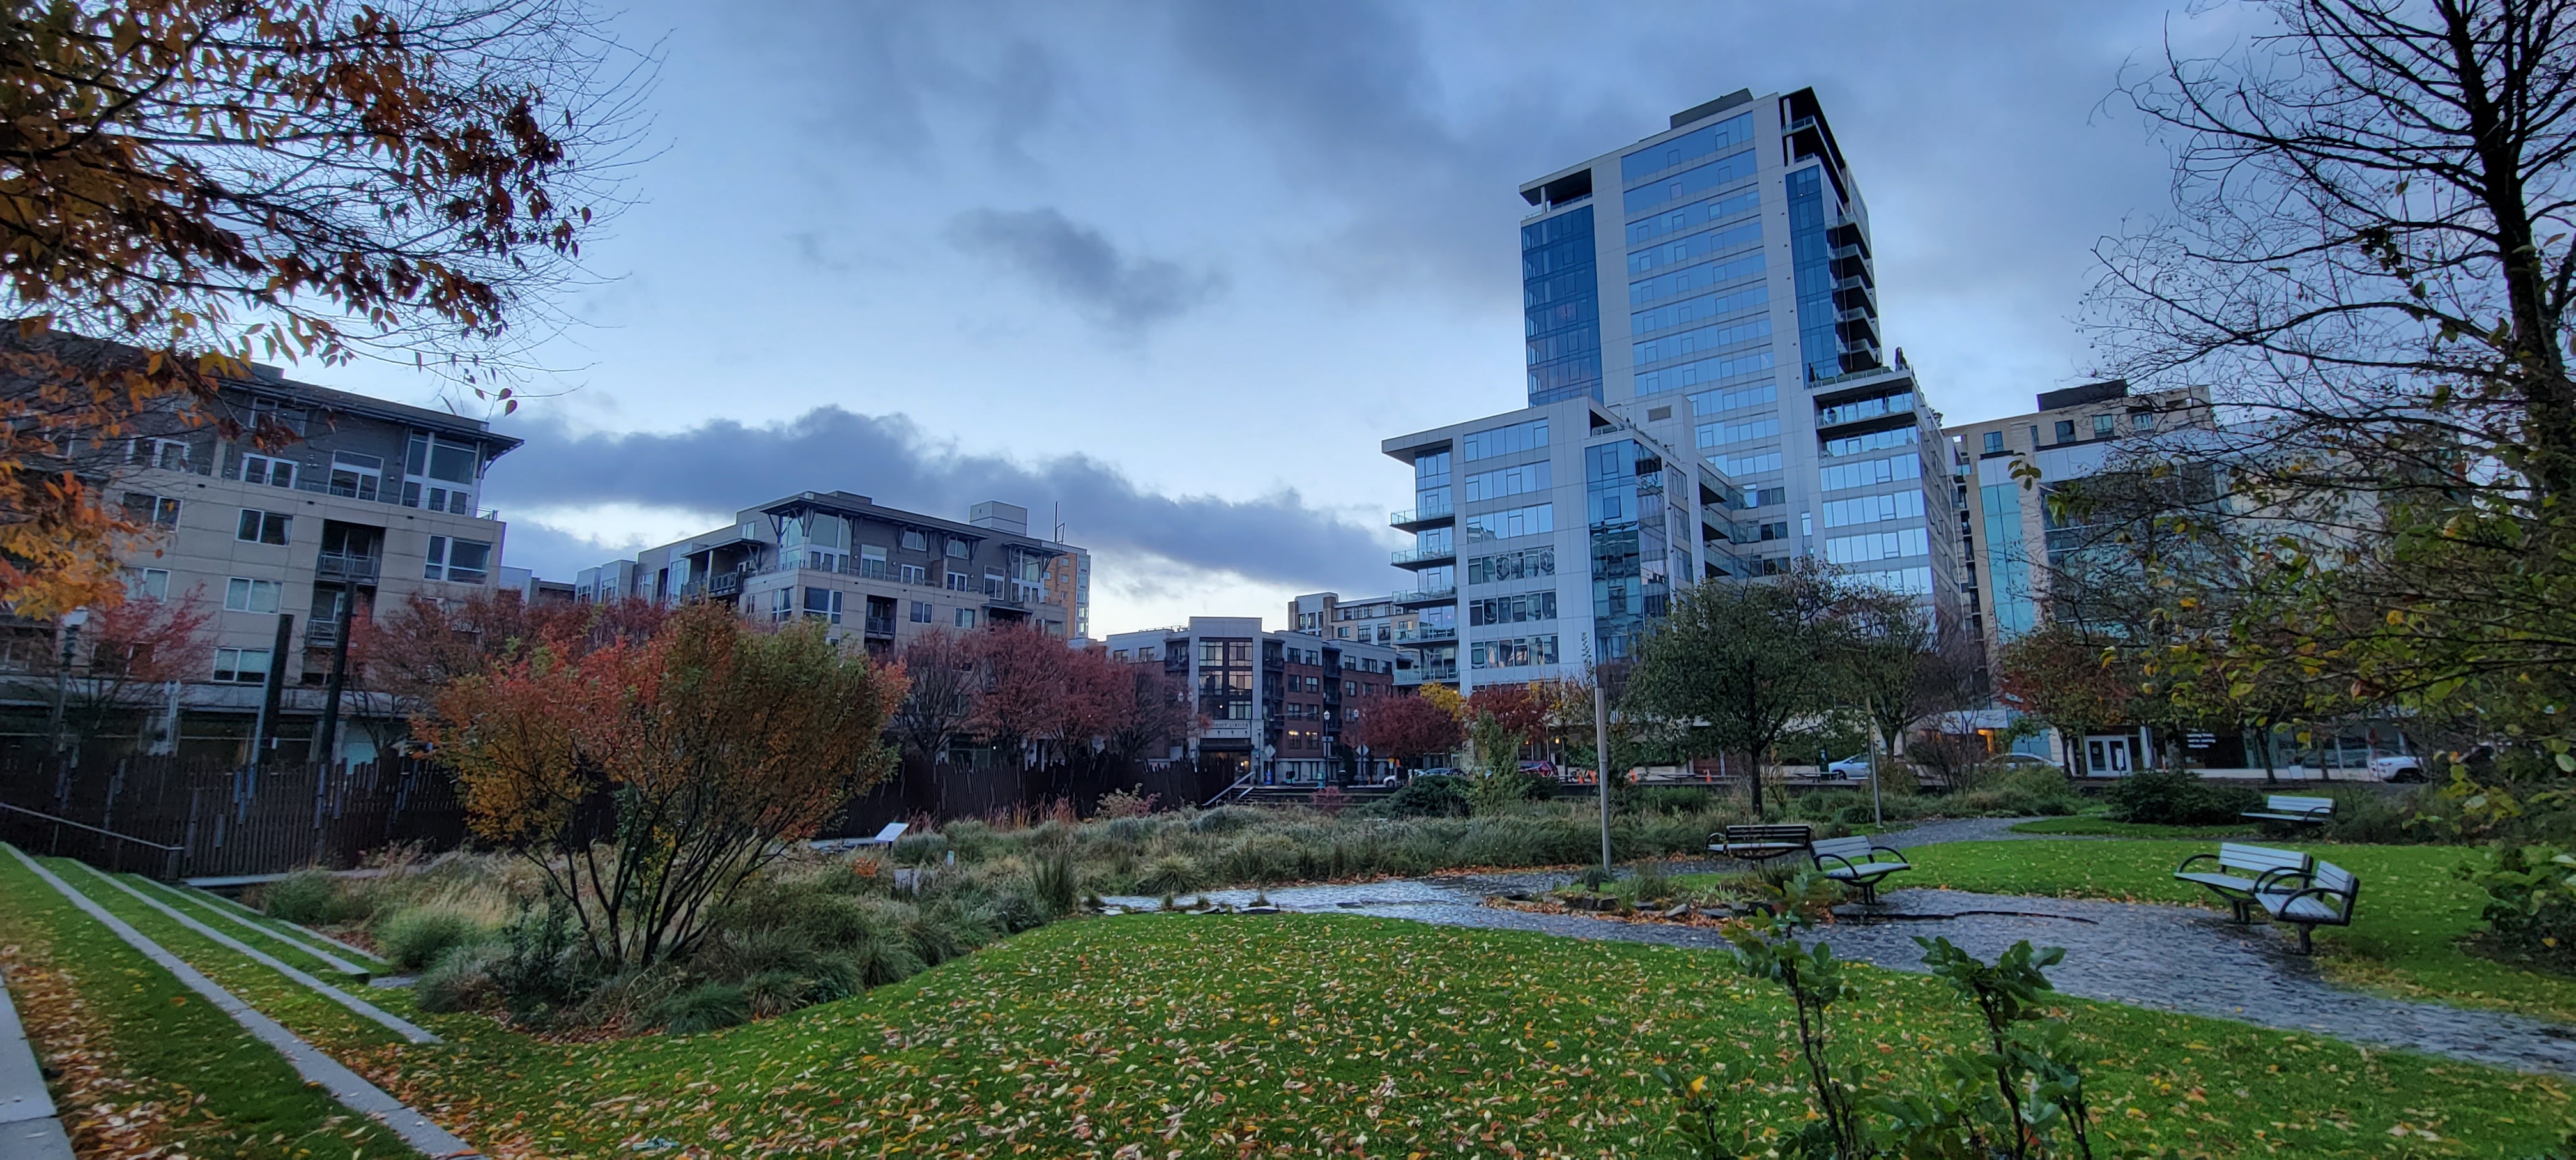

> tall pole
[1867,701,1884,828]
[310,588,355,765]
[1593,679,1612,875]
[247,612,294,786]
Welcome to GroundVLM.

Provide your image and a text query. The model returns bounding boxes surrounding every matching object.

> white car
[2369,754,2426,782]
[1823,754,1874,780]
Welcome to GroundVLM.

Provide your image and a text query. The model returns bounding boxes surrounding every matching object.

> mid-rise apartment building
[1383,396,1746,690]
[1101,617,1400,785]
[1508,86,1967,629]
[1942,380,2216,678]
[576,494,1088,651]
[1286,591,1423,686]
[1,348,519,762]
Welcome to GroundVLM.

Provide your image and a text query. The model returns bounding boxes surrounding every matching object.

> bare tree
[891,630,980,768]
[2090,0,2576,738]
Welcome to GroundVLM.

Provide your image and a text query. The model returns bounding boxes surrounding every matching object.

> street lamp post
[1593,679,1612,876]
[47,609,89,756]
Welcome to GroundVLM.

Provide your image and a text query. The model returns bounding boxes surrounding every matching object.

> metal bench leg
[2294,925,2313,955]
[2230,899,2250,924]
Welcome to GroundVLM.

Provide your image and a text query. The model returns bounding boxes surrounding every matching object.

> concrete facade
[1,360,519,762]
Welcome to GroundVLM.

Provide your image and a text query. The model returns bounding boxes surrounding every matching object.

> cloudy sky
[326,0,2248,636]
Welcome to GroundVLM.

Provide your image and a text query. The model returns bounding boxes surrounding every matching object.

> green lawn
[2009,816,2260,839]
[1901,839,2576,1025]
[11,851,2576,1157]
[0,855,418,1159]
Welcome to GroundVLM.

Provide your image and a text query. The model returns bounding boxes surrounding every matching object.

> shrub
[694,926,819,983]
[1631,859,1676,904]
[1464,770,1546,816]
[1382,775,1471,818]
[654,982,749,1034]
[1636,786,1716,815]
[486,905,605,1018]
[740,969,809,1019]
[2469,843,2576,973]
[1136,854,1204,895]
[891,830,948,865]
[1188,807,1259,835]
[1030,841,1078,917]
[256,869,348,925]
[1093,784,1161,819]
[2322,786,2411,843]
[1310,784,1349,816]
[414,942,505,1013]
[2103,767,2260,825]
[372,905,490,972]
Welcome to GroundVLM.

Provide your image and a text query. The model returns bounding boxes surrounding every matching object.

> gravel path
[1103,824,2576,1078]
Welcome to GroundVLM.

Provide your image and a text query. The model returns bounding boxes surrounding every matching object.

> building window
[123,567,169,601]
[804,586,843,623]
[424,535,492,583]
[2133,412,2156,431]
[945,570,975,591]
[224,577,282,613]
[900,563,926,585]
[212,646,271,684]
[2092,414,2116,438]
[1982,431,2004,454]
[130,437,192,471]
[955,607,976,629]
[2053,419,2076,443]
[123,492,180,528]
[235,508,290,545]
[946,537,970,558]
[910,600,933,623]
[237,452,296,487]
[901,530,928,552]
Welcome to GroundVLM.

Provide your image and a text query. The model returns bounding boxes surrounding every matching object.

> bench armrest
[1811,851,1863,874]
[2175,852,2220,874]
[2253,866,2310,893]
[1869,844,1908,864]
[2273,883,2350,920]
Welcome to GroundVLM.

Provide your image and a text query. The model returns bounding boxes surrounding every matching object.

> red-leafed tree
[29,587,215,753]
[1467,684,1549,751]
[1358,693,1464,770]
[344,590,667,755]
[1106,662,1194,766]
[972,625,1074,769]
[1995,621,2139,770]
[422,602,903,969]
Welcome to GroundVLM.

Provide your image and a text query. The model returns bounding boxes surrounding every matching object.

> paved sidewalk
[0,959,75,1160]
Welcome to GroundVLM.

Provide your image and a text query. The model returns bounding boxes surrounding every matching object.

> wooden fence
[0,754,465,879]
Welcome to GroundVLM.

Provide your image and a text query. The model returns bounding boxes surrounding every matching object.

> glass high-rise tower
[1516,87,1965,628]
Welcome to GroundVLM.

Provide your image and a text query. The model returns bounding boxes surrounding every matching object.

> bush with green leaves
[2101,767,2257,825]
[654,981,749,1034]
[2470,843,2576,973]
[1378,775,1471,818]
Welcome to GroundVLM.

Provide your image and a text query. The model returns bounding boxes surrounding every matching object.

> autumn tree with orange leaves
[422,602,900,969]
[0,0,643,614]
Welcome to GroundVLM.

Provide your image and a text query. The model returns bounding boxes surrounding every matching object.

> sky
[321,0,2252,637]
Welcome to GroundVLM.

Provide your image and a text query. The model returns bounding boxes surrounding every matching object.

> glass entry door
[2085,735,2135,776]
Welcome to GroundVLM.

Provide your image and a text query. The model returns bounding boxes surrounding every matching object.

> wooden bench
[811,821,908,853]
[2255,860,2359,954]
[2243,794,2334,828]
[1706,824,1814,864]
[1809,835,1910,904]
[2174,843,2312,923]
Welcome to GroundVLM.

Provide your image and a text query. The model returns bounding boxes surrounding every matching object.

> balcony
[305,620,344,648]
[1415,625,1457,642]
[1390,545,1457,569]
[862,615,896,636]
[1388,505,1454,531]
[708,570,744,598]
[314,553,379,583]
[1390,586,1455,607]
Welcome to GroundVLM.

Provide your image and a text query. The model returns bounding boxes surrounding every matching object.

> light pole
[47,609,89,756]
[1593,678,1612,876]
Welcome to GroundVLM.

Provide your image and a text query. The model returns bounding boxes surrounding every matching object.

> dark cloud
[745,1,1062,169]
[485,406,1386,588]
[949,208,1227,332]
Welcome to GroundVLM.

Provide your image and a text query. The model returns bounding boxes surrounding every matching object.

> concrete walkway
[0,956,75,1160]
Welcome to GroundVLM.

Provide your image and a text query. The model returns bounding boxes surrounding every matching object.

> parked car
[1986,753,2066,773]
[2369,754,2426,782]
[1824,754,1874,780]
[1413,767,1457,780]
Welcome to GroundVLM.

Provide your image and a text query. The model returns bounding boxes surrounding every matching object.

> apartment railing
[1390,546,1455,567]
[1389,505,1455,528]
[1390,586,1455,606]
[314,553,380,583]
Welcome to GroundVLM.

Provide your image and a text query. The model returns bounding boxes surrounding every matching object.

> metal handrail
[0,802,184,878]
